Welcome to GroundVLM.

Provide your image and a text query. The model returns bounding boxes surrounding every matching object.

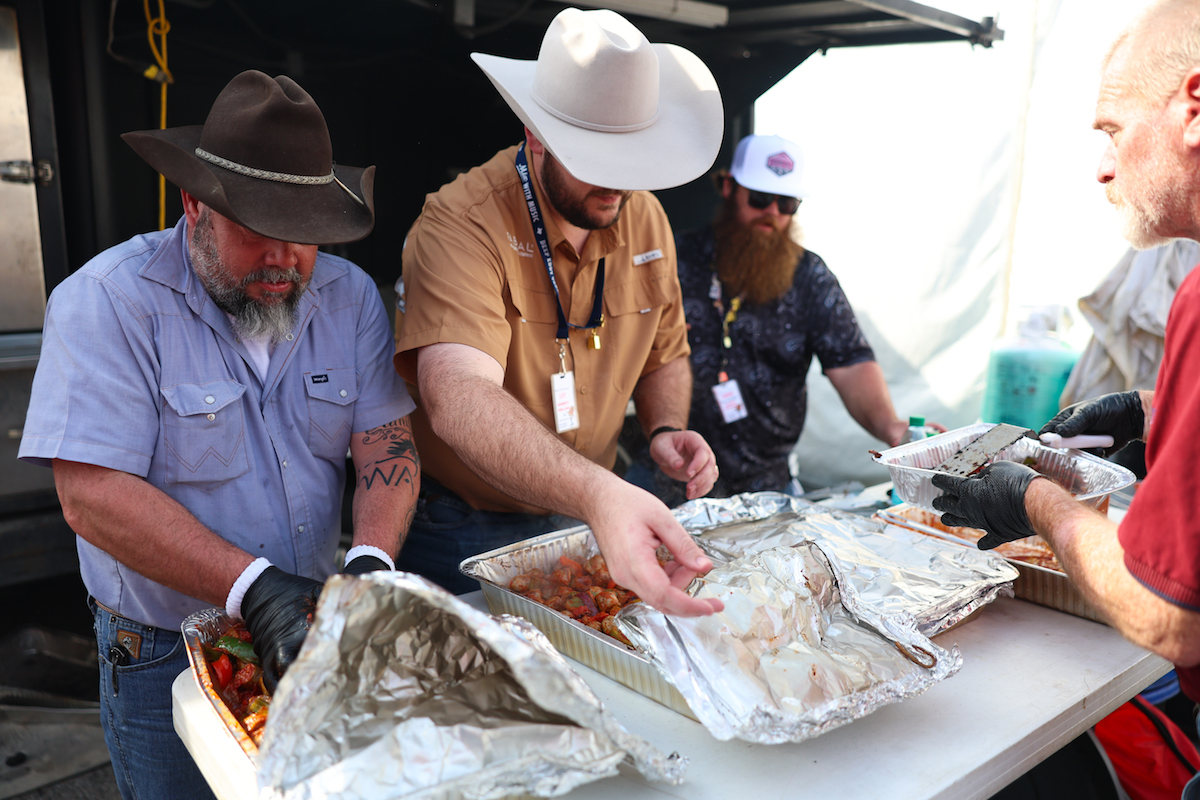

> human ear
[180,190,202,227]
[1181,68,1200,149]
[523,126,545,155]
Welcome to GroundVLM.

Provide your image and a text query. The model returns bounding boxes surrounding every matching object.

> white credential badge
[712,378,749,423]
[552,371,580,433]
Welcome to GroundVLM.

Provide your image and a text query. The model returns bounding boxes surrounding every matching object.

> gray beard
[190,212,307,344]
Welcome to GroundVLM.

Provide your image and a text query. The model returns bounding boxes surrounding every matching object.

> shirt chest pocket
[160,381,250,490]
[305,368,359,462]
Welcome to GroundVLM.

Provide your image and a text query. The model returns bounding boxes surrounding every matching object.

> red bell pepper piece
[211,652,233,689]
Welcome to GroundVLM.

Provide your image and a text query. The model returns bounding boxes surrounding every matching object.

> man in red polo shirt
[931,0,1200,717]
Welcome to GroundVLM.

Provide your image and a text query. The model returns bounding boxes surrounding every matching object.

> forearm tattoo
[356,418,420,491]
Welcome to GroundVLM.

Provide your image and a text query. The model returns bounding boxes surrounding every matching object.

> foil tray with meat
[877,503,1106,624]
[676,494,1019,637]
[871,422,1136,512]
[461,493,1012,737]
[619,541,961,744]
[183,572,685,799]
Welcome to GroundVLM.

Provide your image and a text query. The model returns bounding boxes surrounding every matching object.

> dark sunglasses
[745,188,801,215]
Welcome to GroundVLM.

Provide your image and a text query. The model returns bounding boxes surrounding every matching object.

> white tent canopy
[752,0,1162,489]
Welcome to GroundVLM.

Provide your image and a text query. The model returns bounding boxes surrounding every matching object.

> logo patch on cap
[765,151,794,176]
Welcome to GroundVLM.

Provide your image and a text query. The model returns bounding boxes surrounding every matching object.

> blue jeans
[395,478,579,594]
[91,598,216,800]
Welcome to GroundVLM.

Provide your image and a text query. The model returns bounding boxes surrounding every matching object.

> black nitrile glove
[1039,390,1144,458]
[931,460,1043,550]
[342,554,389,575]
[241,567,323,692]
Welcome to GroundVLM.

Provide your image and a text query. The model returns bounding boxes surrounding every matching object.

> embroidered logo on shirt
[766,151,795,176]
[310,374,329,384]
[506,231,536,258]
[633,249,664,265]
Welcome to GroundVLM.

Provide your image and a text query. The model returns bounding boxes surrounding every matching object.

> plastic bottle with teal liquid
[980,306,1080,430]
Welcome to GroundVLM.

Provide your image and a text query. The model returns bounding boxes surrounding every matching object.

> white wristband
[225,557,272,621]
[344,545,395,571]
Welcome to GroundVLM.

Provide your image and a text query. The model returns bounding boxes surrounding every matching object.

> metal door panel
[0,6,46,332]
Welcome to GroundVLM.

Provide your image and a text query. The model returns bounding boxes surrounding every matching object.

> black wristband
[649,425,681,442]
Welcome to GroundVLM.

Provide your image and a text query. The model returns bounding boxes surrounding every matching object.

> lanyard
[515,143,605,346]
[709,272,742,379]
[710,271,741,345]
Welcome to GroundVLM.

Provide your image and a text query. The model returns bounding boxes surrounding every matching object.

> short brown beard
[541,150,632,231]
[712,196,804,305]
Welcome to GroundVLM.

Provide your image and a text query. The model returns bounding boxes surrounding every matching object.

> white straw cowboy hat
[122,70,375,245]
[471,7,724,191]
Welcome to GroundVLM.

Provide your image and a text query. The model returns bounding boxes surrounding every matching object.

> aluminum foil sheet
[618,542,961,744]
[872,423,1136,511]
[235,572,684,799]
[672,493,1018,636]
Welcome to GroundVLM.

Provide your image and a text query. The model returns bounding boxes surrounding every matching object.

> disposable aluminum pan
[460,494,1015,720]
[461,526,697,720]
[877,504,1105,624]
[873,422,1135,511]
[182,574,686,799]
[182,608,259,761]
[618,542,961,744]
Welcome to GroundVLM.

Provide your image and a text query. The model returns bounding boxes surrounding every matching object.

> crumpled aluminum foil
[255,572,685,799]
[673,493,1018,636]
[618,541,961,744]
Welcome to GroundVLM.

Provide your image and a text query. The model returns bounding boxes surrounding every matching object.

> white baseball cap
[728,134,807,199]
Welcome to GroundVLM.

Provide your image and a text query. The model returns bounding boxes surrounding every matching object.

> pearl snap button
[339,389,348,397]
[204,395,215,404]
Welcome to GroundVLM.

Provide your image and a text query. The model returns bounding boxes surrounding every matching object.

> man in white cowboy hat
[19,70,418,799]
[394,7,725,616]
[627,133,939,503]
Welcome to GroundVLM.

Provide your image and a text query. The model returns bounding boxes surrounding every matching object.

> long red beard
[712,199,804,305]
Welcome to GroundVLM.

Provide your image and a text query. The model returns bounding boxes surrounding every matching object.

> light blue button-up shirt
[19,216,415,629]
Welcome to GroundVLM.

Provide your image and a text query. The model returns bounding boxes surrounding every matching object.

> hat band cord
[530,89,658,133]
[195,147,366,206]
[195,147,334,185]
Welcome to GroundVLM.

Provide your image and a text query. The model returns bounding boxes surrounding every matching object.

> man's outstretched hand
[589,481,723,617]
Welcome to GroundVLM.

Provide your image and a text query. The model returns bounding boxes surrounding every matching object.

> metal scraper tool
[934,423,1038,477]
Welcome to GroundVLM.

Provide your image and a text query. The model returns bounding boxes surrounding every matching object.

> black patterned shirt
[678,225,875,495]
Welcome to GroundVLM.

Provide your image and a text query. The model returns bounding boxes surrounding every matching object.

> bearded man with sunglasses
[630,134,931,502]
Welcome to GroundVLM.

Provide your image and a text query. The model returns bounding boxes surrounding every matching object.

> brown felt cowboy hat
[122,70,375,245]
[472,7,723,192]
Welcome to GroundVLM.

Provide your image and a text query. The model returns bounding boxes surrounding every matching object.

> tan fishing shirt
[395,144,688,514]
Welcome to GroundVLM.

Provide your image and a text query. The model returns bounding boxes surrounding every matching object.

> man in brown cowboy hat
[19,70,418,799]
[395,7,725,617]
